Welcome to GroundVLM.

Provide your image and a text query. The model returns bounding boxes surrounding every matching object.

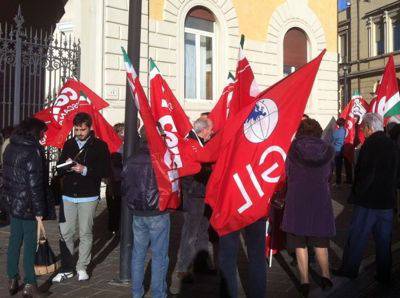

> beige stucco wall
[58,0,338,127]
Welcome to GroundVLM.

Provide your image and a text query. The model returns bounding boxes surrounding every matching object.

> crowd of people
[0,110,399,298]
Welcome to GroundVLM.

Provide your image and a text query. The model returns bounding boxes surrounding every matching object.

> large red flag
[369,55,400,121]
[122,48,181,210]
[198,50,325,236]
[208,73,235,133]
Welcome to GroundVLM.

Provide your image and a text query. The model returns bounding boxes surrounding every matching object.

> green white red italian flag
[369,55,400,120]
[122,47,182,210]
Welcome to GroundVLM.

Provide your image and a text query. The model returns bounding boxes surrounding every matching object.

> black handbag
[34,220,59,275]
[271,183,287,210]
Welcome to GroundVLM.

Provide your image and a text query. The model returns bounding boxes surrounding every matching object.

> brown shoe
[22,283,44,298]
[8,277,19,296]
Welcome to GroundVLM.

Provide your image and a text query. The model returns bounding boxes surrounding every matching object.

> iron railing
[0,6,80,129]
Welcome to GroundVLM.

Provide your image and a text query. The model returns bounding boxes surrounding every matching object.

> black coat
[2,134,47,220]
[57,133,110,198]
[350,131,399,209]
[122,142,163,216]
[182,134,211,200]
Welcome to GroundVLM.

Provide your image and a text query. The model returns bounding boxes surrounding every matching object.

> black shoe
[8,277,19,296]
[332,268,357,279]
[321,277,333,290]
[22,283,45,298]
[299,283,310,297]
[375,275,392,285]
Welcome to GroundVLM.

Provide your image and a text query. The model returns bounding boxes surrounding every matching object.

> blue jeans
[341,206,393,280]
[219,219,267,298]
[131,213,170,298]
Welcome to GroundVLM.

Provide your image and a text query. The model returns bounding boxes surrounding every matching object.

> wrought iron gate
[0,7,80,129]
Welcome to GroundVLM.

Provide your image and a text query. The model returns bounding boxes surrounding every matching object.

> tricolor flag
[369,55,400,120]
[198,50,326,235]
[122,47,182,210]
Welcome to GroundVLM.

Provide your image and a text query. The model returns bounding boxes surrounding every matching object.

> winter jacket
[349,131,399,209]
[122,141,165,216]
[181,134,211,212]
[2,134,47,220]
[57,132,111,198]
[282,136,336,237]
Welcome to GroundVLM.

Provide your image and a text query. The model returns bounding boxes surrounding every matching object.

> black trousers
[219,219,267,298]
[106,185,121,232]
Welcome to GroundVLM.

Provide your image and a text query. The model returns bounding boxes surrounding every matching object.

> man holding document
[52,112,110,282]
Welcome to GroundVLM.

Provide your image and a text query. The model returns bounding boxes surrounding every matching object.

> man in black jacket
[52,113,110,283]
[122,127,170,298]
[335,113,398,283]
[170,117,214,295]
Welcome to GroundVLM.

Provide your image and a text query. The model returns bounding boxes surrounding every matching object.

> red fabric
[34,79,121,152]
[149,68,200,177]
[265,178,286,256]
[150,70,192,138]
[125,63,181,211]
[228,48,259,118]
[265,208,285,256]
[208,78,235,133]
[197,50,325,236]
[369,55,400,120]
[340,95,369,162]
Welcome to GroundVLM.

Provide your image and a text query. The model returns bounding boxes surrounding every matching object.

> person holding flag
[122,127,170,298]
[194,50,326,298]
[334,113,398,283]
[170,117,214,295]
[339,91,369,184]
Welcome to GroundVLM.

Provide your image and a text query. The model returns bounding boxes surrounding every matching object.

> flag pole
[115,0,142,285]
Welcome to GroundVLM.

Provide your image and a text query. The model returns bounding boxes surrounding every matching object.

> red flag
[77,105,123,153]
[340,93,369,145]
[123,48,182,210]
[209,73,235,133]
[228,35,260,117]
[34,79,121,152]
[369,55,400,120]
[149,58,192,137]
[199,50,325,236]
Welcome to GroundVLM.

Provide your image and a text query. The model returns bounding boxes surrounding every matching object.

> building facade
[57,0,338,126]
[338,0,400,108]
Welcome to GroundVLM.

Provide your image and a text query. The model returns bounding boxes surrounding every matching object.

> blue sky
[338,0,348,10]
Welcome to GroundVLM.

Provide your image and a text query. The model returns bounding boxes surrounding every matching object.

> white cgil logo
[244,98,278,143]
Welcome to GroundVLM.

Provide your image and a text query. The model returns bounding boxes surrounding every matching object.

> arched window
[184,6,215,100]
[283,28,308,76]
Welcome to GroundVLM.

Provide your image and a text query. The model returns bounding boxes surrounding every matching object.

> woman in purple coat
[282,118,336,297]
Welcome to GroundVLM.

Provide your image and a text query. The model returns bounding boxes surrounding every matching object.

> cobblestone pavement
[0,184,399,297]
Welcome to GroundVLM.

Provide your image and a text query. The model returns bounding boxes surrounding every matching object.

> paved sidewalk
[0,184,399,297]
